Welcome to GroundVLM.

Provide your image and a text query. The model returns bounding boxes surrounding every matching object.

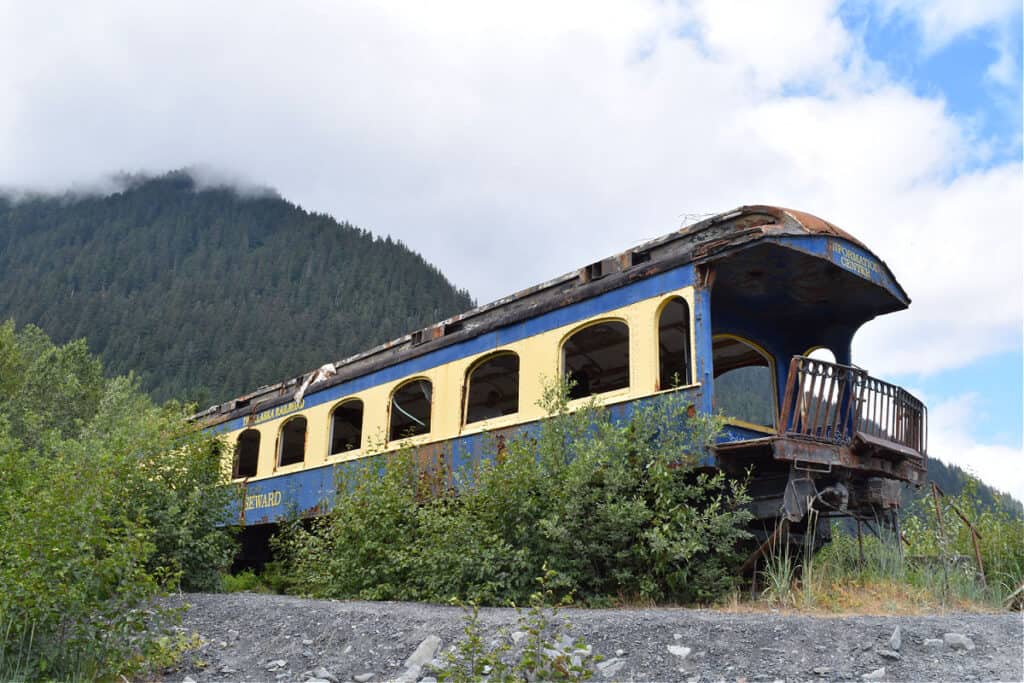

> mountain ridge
[0,170,474,404]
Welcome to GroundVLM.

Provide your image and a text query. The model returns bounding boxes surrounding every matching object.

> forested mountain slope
[912,456,1022,518]
[0,171,474,404]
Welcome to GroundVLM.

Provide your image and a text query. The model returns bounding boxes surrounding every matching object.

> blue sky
[838,0,1023,443]
[837,0,1023,486]
[1,0,1021,497]
[841,1,1022,165]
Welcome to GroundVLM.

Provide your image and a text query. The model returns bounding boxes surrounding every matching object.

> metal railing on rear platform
[779,355,927,455]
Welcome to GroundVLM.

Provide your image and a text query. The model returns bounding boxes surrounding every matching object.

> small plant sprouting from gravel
[440,568,600,682]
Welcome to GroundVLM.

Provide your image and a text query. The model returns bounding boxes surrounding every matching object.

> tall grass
[755,475,1023,613]
[758,522,798,608]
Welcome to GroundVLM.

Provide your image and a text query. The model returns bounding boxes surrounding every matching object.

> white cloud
[927,392,1024,503]
[985,28,1021,88]
[875,0,1021,53]
[690,0,852,90]
[0,0,1020,384]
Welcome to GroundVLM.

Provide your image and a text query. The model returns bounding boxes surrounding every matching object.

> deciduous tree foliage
[275,383,753,606]
[0,321,235,679]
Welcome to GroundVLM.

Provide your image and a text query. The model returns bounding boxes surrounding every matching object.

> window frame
[711,333,778,433]
[463,351,521,426]
[233,428,261,479]
[560,317,632,400]
[803,346,838,364]
[388,377,434,443]
[656,296,693,390]
[277,415,308,468]
[328,398,364,457]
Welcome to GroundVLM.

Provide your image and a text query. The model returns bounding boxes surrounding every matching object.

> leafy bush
[276,380,751,605]
[0,320,236,679]
[221,568,269,593]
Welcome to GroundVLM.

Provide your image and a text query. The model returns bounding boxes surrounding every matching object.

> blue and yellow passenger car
[196,205,927,550]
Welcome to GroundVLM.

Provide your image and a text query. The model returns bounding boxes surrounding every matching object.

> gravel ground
[163,593,1023,683]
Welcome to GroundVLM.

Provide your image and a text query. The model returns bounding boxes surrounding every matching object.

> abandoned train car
[195,205,927,545]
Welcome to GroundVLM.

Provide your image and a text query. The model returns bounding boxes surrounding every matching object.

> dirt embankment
[164,593,1022,682]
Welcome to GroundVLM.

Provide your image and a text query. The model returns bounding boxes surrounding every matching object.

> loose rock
[878,649,901,660]
[353,674,375,683]
[924,638,944,648]
[266,659,288,671]
[312,666,338,683]
[597,657,627,678]
[405,635,443,669]
[668,645,692,659]
[944,632,975,651]
[889,625,902,652]
[862,667,886,681]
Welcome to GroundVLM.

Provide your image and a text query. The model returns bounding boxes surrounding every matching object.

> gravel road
[164,593,1022,682]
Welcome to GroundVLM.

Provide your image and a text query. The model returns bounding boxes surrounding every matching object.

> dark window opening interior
[658,298,691,389]
[564,321,630,399]
[465,353,520,424]
[234,429,260,478]
[390,379,432,440]
[713,336,775,428]
[279,417,307,467]
[330,400,363,455]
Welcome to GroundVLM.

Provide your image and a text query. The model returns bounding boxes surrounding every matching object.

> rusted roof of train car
[194,205,895,426]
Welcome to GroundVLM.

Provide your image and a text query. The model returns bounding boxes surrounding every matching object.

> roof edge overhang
[193,205,910,427]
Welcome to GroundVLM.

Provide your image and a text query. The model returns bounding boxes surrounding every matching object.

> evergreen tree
[0,170,475,404]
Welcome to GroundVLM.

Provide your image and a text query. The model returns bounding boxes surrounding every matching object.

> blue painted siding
[227,387,705,525]
[213,263,697,434]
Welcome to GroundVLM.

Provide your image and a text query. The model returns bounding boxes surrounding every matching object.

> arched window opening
[390,379,432,441]
[278,416,307,467]
[330,400,363,455]
[807,347,836,364]
[713,336,775,428]
[234,429,260,478]
[658,298,691,389]
[563,321,630,399]
[465,353,520,424]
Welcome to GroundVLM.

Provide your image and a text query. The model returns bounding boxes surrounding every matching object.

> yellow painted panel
[223,286,697,482]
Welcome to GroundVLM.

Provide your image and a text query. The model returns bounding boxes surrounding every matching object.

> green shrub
[276,380,751,605]
[0,320,236,679]
[904,480,1024,605]
[221,569,268,593]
